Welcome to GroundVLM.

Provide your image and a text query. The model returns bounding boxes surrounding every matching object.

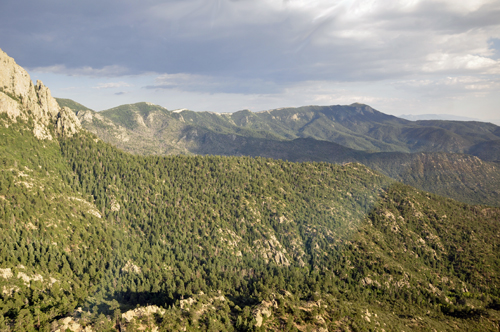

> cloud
[1,0,500,117]
[2,0,497,80]
[422,54,500,73]
[144,73,282,94]
[392,75,500,99]
[30,65,130,78]
[93,81,133,89]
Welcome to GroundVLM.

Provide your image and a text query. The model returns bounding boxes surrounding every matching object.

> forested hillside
[2,116,500,331]
[66,101,500,207]
[70,102,500,159]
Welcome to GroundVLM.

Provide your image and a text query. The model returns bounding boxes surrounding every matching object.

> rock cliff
[0,48,81,138]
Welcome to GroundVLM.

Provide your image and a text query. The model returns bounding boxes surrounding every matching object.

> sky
[1,0,499,123]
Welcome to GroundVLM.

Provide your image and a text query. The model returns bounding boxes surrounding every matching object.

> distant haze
[399,114,481,122]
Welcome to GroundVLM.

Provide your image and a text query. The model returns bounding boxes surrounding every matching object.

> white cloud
[30,64,130,77]
[93,81,133,89]
[392,75,500,99]
[3,0,500,120]
[422,53,499,73]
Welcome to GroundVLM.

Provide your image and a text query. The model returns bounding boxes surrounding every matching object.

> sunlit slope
[63,133,500,331]
[54,98,94,113]
[2,119,500,330]
[0,117,131,329]
[69,101,500,158]
[64,100,500,207]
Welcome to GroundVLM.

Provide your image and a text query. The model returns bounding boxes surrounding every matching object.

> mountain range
[61,100,500,207]
[2,47,500,331]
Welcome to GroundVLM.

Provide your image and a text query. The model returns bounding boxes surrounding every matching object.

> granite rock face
[0,48,81,138]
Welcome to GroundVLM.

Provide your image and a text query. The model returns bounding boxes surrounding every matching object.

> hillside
[360,152,500,207]
[3,120,500,331]
[70,102,500,158]
[2,47,500,331]
[54,98,93,113]
[66,101,500,207]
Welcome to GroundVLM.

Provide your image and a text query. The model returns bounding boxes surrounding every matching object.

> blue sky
[1,0,499,122]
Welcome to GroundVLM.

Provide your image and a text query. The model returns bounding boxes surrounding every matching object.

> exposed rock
[0,48,81,138]
[253,299,278,327]
[122,260,141,273]
[17,271,43,285]
[54,316,83,332]
[180,297,196,309]
[2,285,20,297]
[0,92,23,122]
[361,277,381,288]
[56,107,82,137]
[110,199,121,212]
[253,234,290,266]
[0,268,13,279]
[121,305,165,323]
[33,122,53,140]
[67,197,102,218]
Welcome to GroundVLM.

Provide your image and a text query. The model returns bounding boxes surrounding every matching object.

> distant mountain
[55,97,94,113]
[62,101,500,206]
[360,152,500,207]
[69,101,500,159]
[399,113,480,121]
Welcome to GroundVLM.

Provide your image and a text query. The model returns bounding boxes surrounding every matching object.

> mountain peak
[0,48,81,138]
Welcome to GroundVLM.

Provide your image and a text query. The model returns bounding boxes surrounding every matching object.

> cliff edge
[0,48,81,138]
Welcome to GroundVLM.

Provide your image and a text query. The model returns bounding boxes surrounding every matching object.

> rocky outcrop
[122,260,141,273]
[56,106,82,137]
[121,305,165,323]
[253,299,278,327]
[0,48,81,138]
[253,234,290,266]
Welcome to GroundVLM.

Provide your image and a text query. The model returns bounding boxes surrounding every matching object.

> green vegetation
[54,98,93,113]
[360,152,500,207]
[77,101,500,156]
[1,111,500,330]
[65,100,500,206]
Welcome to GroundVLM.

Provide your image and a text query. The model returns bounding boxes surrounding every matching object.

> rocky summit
[0,48,81,139]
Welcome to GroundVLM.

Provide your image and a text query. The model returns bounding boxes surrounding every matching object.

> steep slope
[0,49,81,139]
[54,97,93,113]
[71,101,500,159]
[5,126,500,331]
[238,105,500,155]
[360,152,500,207]
[59,133,500,331]
[0,48,124,330]
[67,100,500,206]
[468,139,500,162]
[71,103,500,206]
[231,104,410,152]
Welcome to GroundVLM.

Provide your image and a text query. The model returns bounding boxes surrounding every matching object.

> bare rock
[0,48,82,138]
[0,268,13,279]
[56,107,82,137]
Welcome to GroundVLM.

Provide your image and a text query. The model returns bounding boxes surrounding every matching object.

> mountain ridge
[65,100,500,206]
[72,101,500,158]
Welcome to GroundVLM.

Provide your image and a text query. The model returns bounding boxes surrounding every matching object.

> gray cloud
[1,0,499,96]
